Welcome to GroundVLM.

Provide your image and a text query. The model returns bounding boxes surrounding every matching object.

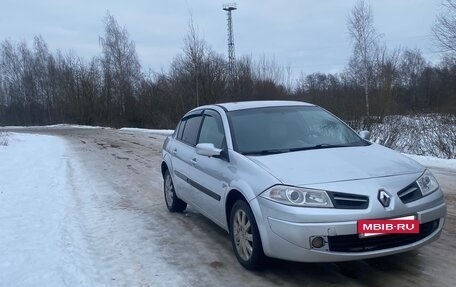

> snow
[404,153,456,172]
[1,124,109,129]
[0,132,189,286]
[44,124,109,129]
[119,127,174,135]
[0,133,98,286]
[1,125,174,136]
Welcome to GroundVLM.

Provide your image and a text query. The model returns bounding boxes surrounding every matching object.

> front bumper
[250,195,446,262]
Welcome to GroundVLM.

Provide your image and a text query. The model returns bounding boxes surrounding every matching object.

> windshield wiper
[289,144,349,152]
[242,144,351,155]
[242,149,290,156]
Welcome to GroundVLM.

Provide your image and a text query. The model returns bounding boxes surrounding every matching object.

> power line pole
[223,3,237,79]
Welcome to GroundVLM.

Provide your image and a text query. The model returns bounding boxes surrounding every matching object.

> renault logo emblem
[378,189,391,207]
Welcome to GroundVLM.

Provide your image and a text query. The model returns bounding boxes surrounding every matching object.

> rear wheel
[229,200,264,270]
[164,170,187,212]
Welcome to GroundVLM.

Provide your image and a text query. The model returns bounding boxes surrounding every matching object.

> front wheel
[164,170,187,212]
[229,200,264,270]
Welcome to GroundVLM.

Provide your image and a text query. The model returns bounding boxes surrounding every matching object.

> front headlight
[260,185,334,208]
[416,170,439,196]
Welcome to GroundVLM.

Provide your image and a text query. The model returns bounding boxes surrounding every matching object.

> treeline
[0,10,455,128]
[296,52,456,121]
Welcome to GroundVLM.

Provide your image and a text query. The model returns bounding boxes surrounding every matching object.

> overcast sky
[0,0,444,75]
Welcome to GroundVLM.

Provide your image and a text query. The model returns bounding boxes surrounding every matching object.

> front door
[187,110,230,227]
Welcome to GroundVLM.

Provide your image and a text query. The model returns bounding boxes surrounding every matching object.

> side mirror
[359,130,371,141]
[196,143,222,157]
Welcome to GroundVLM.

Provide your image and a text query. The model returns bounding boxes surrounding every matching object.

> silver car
[161,101,446,269]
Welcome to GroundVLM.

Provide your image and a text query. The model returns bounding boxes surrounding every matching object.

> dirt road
[3,127,455,287]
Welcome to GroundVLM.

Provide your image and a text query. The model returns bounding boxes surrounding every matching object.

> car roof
[197,100,315,112]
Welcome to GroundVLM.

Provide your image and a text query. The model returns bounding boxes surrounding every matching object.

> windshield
[227,105,368,155]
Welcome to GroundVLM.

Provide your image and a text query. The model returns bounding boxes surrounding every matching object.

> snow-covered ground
[0,131,238,287]
[0,133,98,286]
[1,124,174,136]
[0,133,184,286]
[119,127,174,136]
[404,154,456,171]
[1,124,110,129]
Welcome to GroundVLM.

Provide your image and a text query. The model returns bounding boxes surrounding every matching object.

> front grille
[328,219,439,252]
[327,192,369,209]
[398,182,423,203]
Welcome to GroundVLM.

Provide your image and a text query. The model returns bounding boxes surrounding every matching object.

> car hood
[247,144,424,185]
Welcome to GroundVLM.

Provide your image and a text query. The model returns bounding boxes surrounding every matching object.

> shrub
[0,132,8,146]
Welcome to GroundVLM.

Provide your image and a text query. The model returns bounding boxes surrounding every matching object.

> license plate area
[358,215,419,238]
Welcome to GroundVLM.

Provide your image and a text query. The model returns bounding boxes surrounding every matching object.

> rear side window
[176,120,185,140]
[181,115,203,146]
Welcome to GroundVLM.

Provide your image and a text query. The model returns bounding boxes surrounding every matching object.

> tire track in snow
[0,134,102,286]
[59,159,106,286]
[62,144,191,286]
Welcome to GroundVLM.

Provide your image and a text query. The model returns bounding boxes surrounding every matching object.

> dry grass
[0,132,8,146]
[355,114,456,159]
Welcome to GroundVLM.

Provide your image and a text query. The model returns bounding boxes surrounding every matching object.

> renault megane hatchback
[161,101,446,269]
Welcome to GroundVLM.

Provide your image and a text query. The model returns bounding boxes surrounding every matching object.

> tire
[163,170,187,212]
[229,200,264,270]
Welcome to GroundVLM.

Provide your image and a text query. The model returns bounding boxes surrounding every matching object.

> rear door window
[181,115,203,146]
[175,120,185,140]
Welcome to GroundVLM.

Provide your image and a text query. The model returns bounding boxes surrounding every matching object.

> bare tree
[169,15,228,111]
[254,55,284,84]
[0,57,5,108]
[432,0,456,56]
[1,40,24,108]
[99,12,141,125]
[183,15,207,107]
[32,35,53,122]
[230,55,254,101]
[398,48,427,109]
[374,46,400,116]
[347,0,380,120]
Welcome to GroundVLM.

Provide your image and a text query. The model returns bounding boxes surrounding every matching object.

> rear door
[169,111,203,204]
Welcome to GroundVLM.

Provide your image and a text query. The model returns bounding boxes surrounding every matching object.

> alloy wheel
[233,209,254,261]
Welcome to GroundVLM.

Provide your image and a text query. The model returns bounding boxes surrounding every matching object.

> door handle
[191,158,197,165]
[172,148,178,154]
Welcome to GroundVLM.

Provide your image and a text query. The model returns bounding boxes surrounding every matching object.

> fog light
[311,236,324,248]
